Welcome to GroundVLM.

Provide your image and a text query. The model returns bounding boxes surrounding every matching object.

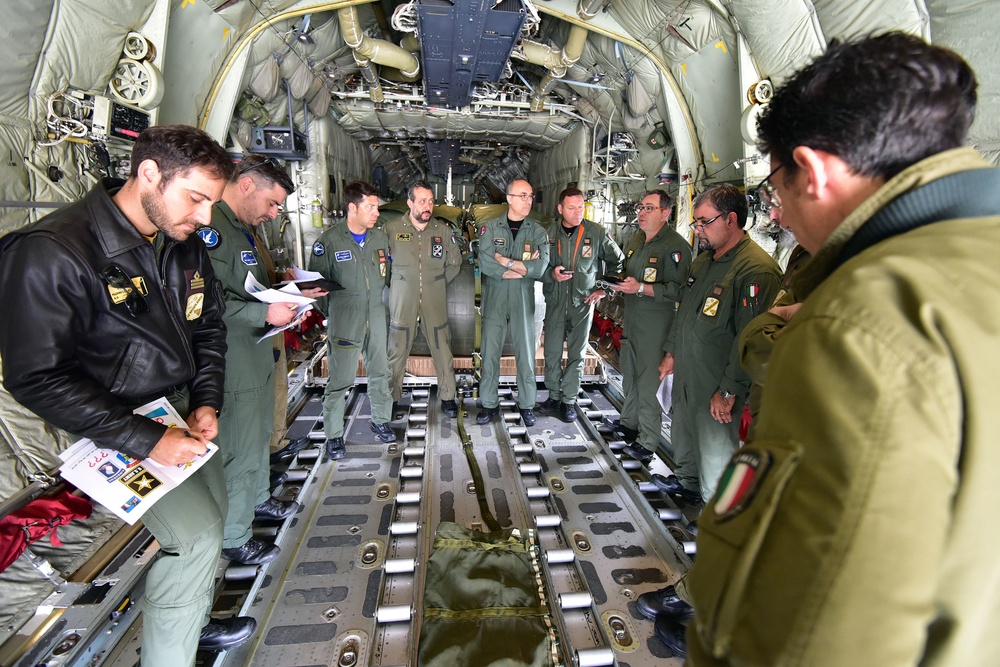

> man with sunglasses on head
[0,125,258,664]
[200,154,319,566]
[684,33,1000,667]
[650,185,780,508]
[610,190,691,462]
[476,179,550,426]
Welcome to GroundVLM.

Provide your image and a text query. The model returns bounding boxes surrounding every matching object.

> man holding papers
[200,154,318,566]
[0,126,256,664]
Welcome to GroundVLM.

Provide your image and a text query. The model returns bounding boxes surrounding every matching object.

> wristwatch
[636,284,643,297]
[719,389,735,399]
[506,259,515,269]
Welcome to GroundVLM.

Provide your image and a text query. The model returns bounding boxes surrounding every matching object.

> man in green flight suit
[612,190,692,462]
[309,181,395,459]
[651,185,780,505]
[538,187,624,423]
[200,155,316,565]
[683,33,1000,667]
[386,180,463,417]
[476,179,550,426]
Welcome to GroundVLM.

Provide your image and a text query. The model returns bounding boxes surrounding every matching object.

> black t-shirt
[507,216,522,238]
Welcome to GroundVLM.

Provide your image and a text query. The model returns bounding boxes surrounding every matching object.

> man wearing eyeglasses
[0,126,259,664]
[309,181,395,459]
[385,180,463,418]
[200,155,314,567]
[476,179,550,426]
[538,187,625,423]
[649,185,779,509]
[612,190,692,464]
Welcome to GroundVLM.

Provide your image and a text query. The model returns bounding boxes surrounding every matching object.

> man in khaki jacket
[681,33,1000,667]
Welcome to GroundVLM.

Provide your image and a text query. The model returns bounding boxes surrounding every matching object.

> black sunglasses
[100,264,149,317]
[238,156,281,176]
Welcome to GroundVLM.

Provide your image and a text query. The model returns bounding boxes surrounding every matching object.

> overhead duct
[338,6,421,103]
[577,0,605,20]
[516,25,589,111]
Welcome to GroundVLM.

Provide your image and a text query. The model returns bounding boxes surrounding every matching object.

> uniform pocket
[108,341,141,395]
[688,440,802,659]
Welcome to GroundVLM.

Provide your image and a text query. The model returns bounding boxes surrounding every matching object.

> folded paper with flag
[58,398,218,525]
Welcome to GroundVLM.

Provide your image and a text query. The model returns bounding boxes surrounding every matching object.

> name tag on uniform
[241,250,257,266]
[396,233,411,241]
[494,238,506,247]
[335,250,352,262]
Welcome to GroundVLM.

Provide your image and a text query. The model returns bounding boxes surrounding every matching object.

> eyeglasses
[757,163,785,210]
[100,264,149,317]
[691,213,723,231]
[237,156,281,176]
[634,205,663,214]
[507,193,535,201]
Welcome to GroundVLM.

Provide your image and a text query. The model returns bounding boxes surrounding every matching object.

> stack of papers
[244,272,316,342]
[58,398,218,524]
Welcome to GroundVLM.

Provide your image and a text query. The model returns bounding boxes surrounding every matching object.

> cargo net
[418,522,562,667]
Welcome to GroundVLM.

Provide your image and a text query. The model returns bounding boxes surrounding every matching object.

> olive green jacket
[541,218,625,309]
[477,213,549,321]
[620,224,692,345]
[688,148,1000,667]
[385,213,462,288]
[204,201,273,391]
[308,222,389,343]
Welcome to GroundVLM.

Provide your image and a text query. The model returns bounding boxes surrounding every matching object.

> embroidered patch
[713,284,725,296]
[714,450,772,520]
[583,237,592,245]
[197,227,220,249]
[480,225,487,237]
[494,238,506,247]
[185,293,204,320]
[431,237,443,258]
[702,296,720,317]
[671,251,682,264]
[686,275,696,287]
[649,256,658,263]
[313,241,325,256]
[396,233,412,241]
[626,249,634,259]
[240,250,257,266]
[188,272,204,291]
[581,245,593,258]
[521,244,531,261]
[335,250,352,262]
[643,267,657,282]
[451,234,457,244]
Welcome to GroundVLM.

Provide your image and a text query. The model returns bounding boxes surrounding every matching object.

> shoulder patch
[714,450,772,521]
[312,241,325,256]
[197,227,220,249]
[671,251,682,264]
[240,250,257,266]
[480,225,487,237]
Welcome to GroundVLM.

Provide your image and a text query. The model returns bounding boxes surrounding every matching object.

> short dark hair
[344,180,379,208]
[757,32,977,181]
[130,125,234,185]
[694,184,748,229]
[407,180,434,201]
[642,189,673,211]
[233,154,295,195]
[558,187,584,204]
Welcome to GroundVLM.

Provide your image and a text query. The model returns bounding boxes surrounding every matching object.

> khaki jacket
[688,148,1000,667]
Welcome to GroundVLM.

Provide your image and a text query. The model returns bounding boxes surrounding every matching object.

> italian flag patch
[713,450,771,520]
[747,283,760,297]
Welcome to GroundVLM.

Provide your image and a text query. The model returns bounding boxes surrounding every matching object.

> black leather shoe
[476,406,498,424]
[636,585,694,621]
[622,442,654,464]
[537,397,560,415]
[607,419,639,442]
[560,402,577,423]
[325,437,346,460]
[254,497,299,521]
[221,537,279,566]
[371,421,396,443]
[268,469,287,491]
[269,435,311,464]
[652,474,702,505]
[653,614,688,658]
[198,616,257,651]
[441,399,459,417]
[519,408,536,426]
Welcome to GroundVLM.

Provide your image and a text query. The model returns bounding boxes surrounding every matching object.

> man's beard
[141,188,196,241]
[697,237,713,252]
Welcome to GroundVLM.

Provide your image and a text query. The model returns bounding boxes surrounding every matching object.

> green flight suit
[477,214,550,409]
[688,148,1000,667]
[202,203,274,550]
[665,235,781,503]
[618,225,692,451]
[385,213,463,401]
[309,223,392,438]
[541,219,624,405]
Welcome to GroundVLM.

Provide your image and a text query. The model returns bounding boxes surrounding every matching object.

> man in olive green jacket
[202,155,308,566]
[539,187,624,423]
[611,190,691,458]
[386,180,463,417]
[476,179,549,425]
[309,181,395,459]
[654,185,780,506]
[685,33,1000,667]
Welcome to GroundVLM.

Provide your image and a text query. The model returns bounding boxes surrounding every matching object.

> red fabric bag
[0,491,93,572]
